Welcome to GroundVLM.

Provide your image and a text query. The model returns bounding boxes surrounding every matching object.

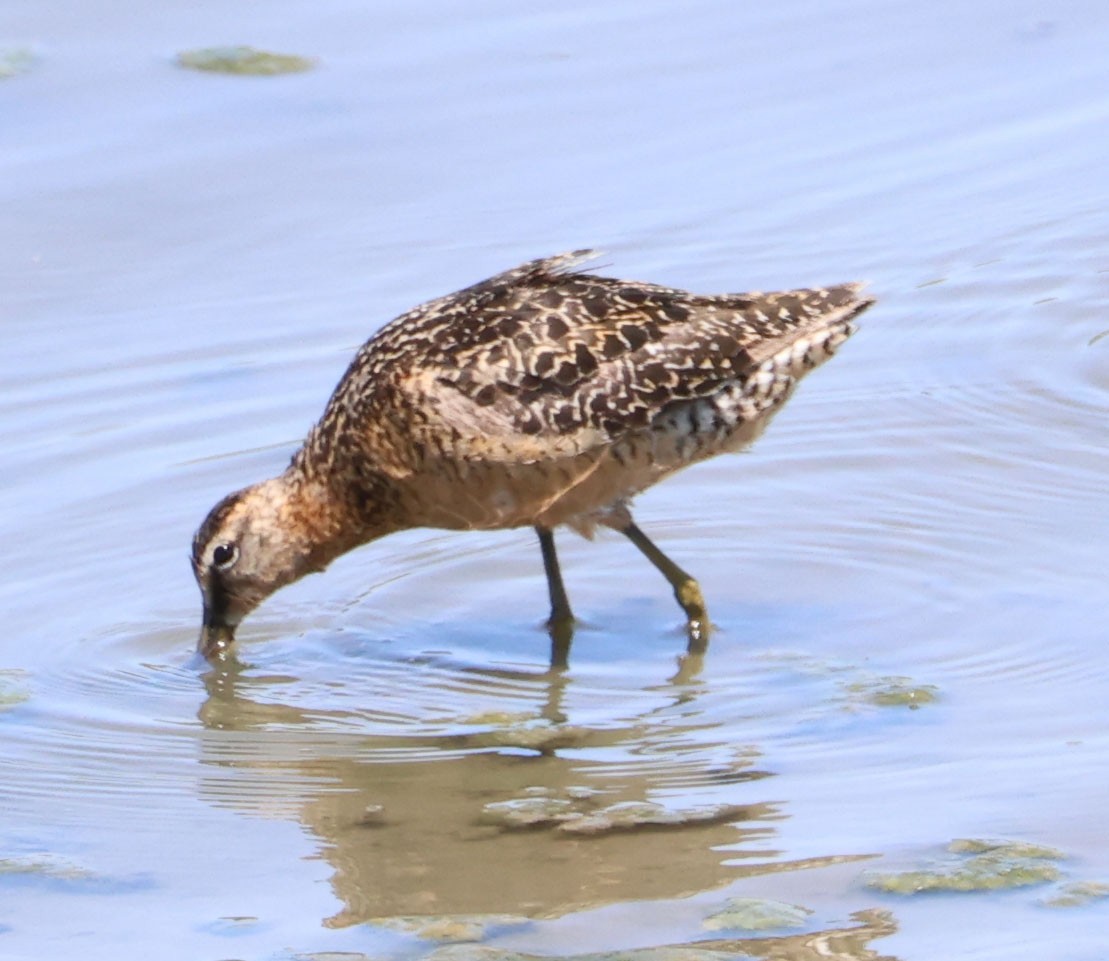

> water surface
[2,1,1108,959]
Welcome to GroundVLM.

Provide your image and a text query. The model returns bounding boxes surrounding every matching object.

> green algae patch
[557,800,748,836]
[466,722,596,752]
[418,909,895,961]
[947,838,1063,860]
[460,710,535,726]
[702,897,811,932]
[759,652,937,713]
[202,915,263,936]
[295,953,375,961]
[0,853,94,880]
[423,950,532,961]
[0,669,30,710]
[479,786,747,836]
[372,914,531,943]
[865,838,1064,894]
[585,953,739,961]
[843,675,939,710]
[1041,880,1109,908]
[480,794,578,828]
[0,47,35,79]
[176,46,316,75]
[425,948,741,961]
[453,711,605,752]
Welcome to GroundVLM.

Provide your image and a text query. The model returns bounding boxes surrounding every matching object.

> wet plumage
[192,251,874,662]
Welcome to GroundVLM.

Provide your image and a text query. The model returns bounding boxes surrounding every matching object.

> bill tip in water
[199,623,236,660]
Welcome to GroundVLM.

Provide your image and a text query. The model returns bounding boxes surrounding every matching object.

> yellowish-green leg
[536,526,574,669]
[620,521,711,654]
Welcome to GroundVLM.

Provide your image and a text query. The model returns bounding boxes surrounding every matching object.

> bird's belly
[395,450,622,532]
[395,395,777,533]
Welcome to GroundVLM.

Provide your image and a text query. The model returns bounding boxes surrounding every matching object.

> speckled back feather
[299,251,872,488]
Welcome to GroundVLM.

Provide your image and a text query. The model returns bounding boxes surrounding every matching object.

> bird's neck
[283,448,405,560]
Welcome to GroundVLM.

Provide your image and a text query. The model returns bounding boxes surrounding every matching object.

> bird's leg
[536,526,574,669]
[619,521,711,654]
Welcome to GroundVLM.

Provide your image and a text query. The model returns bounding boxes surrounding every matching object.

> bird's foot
[675,580,711,655]
[546,611,576,671]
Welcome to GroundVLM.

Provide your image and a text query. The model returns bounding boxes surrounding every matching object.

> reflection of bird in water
[194,654,781,924]
[192,251,874,662]
[194,657,889,940]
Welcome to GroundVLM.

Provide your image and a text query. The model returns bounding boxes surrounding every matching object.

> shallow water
[2,1,1108,958]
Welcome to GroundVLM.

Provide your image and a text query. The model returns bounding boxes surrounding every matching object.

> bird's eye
[212,543,238,570]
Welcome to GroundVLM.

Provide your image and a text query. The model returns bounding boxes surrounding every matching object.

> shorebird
[192,251,873,664]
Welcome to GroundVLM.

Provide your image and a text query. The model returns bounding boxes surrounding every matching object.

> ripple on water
[3,212,1106,940]
[3,563,939,853]
[1,649,200,819]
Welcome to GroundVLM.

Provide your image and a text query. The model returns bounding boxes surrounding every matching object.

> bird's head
[191,476,333,659]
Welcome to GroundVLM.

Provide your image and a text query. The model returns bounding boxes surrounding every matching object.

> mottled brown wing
[325,253,870,471]
[385,256,869,465]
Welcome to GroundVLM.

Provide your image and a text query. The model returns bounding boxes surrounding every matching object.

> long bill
[199,610,236,659]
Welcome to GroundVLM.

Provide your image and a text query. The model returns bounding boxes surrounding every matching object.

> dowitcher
[192,251,873,663]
